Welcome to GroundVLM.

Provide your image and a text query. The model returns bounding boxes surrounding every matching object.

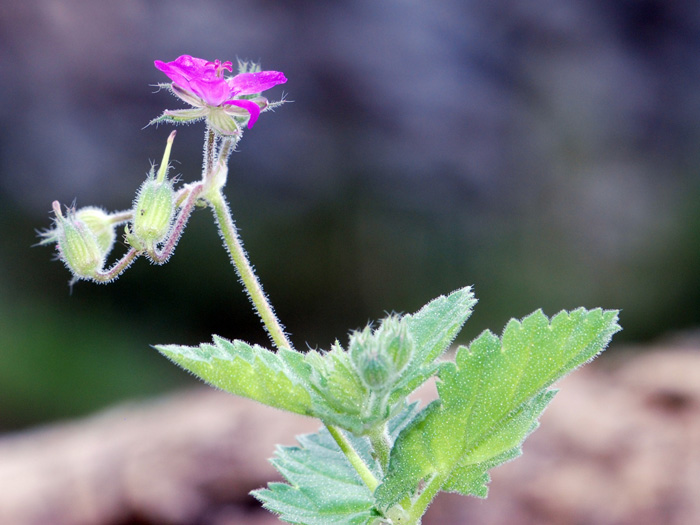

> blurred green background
[1,1,699,431]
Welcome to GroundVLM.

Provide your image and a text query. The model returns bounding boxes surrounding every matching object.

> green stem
[107,210,133,226]
[208,190,293,351]
[218,136,238,165]
[405,472,448,524]
[325,424,379,492]
[93,248,140,283]
[204,127,216,178]
[367,424,392,472]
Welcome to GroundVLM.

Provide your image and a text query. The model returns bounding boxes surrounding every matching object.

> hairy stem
[207,190,293,351]
[107,210,133,225]
[367,424,392,472]
[325,424,379,492]
[204,127,216,178]
[148,183,204,264]
[217,136,238,166]
[93,248,140,283]
[405,472,448,525]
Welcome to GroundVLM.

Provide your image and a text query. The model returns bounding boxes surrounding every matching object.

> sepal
[49,202,108,280]
[130,175,175,248]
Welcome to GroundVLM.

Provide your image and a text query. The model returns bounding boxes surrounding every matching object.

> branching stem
[148,182,204,264]
[107,210,133,225]
[325,424,380,492]
[93,248,140,283]
[367,424,392,472]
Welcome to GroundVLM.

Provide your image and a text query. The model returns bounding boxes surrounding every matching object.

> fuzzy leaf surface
[155,336,313,415]
[405,286,477,366]
[253,404,419,525]
[389,286,477,406]
[300,288,477,435]
[375,308,620,508]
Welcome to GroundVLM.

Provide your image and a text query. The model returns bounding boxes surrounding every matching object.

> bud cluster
[305,315,417,434]
[42,132,180,284]
[41,55,287,288]
[349,316,414,392]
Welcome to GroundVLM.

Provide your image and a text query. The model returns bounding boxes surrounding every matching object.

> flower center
[213,59,233,78]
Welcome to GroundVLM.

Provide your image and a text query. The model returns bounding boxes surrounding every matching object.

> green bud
[52,201,104,279]
[74,207,116,255]
[349,326,373,366]
[378,316,414,374]
[356,351,391,390]
[131,176,175,247]
[129,131,177,249]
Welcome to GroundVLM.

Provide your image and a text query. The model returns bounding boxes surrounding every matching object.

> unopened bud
[378,317,414,374]
[349,327,372,366]
[52,201,104,279]
[357,351,391,390]
[131,177,175,247]
[129,131,177,249]
[74,207,116,255]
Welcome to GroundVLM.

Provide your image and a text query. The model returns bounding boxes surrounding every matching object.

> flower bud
[130,131,178,249]
[348,316,415,393]
[349,326,372,366]
[74,207,116,256]
[52,202,105,279]
[131,177,175,247]
[356,351,391,390]
[378,317,414,375]
[350,327,393,390]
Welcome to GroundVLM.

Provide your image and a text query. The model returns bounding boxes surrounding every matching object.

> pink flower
[152,55,287,135]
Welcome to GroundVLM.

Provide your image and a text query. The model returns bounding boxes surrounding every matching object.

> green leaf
[155,336,313,416]
[253,404,420,525]
[253,430,376,525]
[154,288,471,435]
[375,308,620,508]
[405,286,477,366]
[387,287,477,406]
[298,289,476,435]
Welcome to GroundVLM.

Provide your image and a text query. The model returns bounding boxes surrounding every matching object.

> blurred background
[1,0,699,433]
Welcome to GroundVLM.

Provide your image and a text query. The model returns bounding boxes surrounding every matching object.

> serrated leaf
[298,288,476,435]
[375,308,620,508]
[155,336,314,415]
[405,286,477,365]
[253,404,420,525]
[442,447,521,497]
[387,287,477,408]
[254,432,375,525]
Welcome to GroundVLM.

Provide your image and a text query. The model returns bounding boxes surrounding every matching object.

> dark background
[1,0,699,430]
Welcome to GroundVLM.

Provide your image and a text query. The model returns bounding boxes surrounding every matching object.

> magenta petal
[224,99,262,128]
[228,71,287,96]
[155,59,194,93]
[155,55,209,87]
[189,76,231,106]
[155,55,232,106]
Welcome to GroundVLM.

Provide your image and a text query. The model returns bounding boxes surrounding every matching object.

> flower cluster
[43,55,287,285]
[152,55,287,136]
